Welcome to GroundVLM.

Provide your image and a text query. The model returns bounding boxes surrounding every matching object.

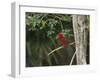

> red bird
[57,33,68,48]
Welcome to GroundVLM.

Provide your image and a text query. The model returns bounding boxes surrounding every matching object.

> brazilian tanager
[57,33,68,48]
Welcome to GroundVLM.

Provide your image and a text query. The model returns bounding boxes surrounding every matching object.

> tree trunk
[72,15,88,65]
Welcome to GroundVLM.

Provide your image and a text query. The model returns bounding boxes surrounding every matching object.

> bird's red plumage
[57,33,68,48]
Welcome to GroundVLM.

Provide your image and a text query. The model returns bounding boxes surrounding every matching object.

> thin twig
[48,42,75,56]
[69,51,76,65]
[69,42,75,46]
[48,46,63,55]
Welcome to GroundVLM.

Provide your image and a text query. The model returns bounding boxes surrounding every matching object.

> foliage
[26,12,76,67]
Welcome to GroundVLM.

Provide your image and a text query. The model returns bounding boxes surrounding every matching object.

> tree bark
[72,15,88,65]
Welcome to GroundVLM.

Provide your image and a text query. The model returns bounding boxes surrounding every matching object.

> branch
[69,51,76,65]
[69,42,75,46]
[48,42,75,56]
[48,46,63,55]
